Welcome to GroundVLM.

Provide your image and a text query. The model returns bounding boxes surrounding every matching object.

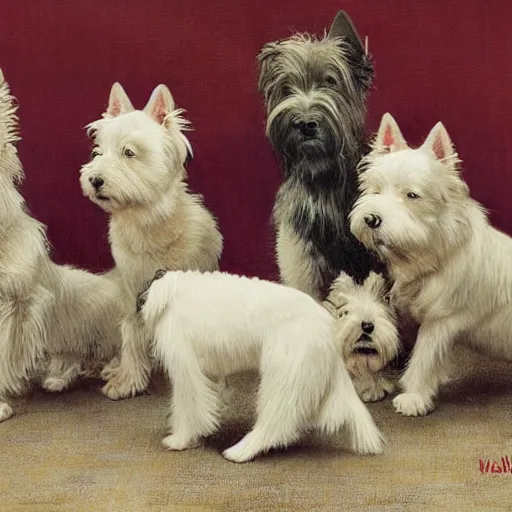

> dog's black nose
[364,214,381,229]
[361,321,374,334]
[298,120,318,136]
[89,176,104,191]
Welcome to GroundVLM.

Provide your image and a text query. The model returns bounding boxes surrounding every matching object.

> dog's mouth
[96,194,110,201]
[353,334,378,355]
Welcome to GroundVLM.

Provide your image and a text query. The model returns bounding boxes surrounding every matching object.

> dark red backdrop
[1,1,511,279]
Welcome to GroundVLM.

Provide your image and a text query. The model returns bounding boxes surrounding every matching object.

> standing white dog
[80,83,223,400]
[0,69,121,422]
[137,269,385,463]
[350,112,512,416]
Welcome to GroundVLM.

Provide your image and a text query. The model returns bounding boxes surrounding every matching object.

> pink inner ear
[432,134,446,160]
[151,94,167,124]
[108,97,122,117]
[382,125,394,147]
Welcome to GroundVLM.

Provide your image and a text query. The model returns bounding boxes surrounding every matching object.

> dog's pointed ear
[327,11,364,52]
[257,42,281,95]
[144,84,176,126]
[104,83,134,118]
[375,113,408,152]
[421,122,455,161]
[257,42,280,64]
[363,272,387,299]
[330,271,357,294]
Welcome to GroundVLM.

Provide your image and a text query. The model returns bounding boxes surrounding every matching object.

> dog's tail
[316,360,385,455]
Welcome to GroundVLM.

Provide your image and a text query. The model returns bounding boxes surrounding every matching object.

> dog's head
[257,11,373,167]
[350,113,471,269]
[324,271,399,373]
[80,83,193,213]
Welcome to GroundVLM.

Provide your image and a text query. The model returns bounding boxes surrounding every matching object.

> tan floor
[2,347,512,512]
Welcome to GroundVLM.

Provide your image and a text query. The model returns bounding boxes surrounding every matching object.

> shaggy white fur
[138,270,385,463]
[0,69,121,422]
[324,272,399,403]
[351,112,512,416]
[80,83,222,400]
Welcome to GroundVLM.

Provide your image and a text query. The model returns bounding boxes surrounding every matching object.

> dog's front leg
[353,368,395,403]
[276,225,322,301]
[41,355,81,392]
[101,314,151,400]
[393,318,462,416]
[0,397,13,422]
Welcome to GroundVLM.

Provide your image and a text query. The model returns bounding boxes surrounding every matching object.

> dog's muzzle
[354,333,378,355]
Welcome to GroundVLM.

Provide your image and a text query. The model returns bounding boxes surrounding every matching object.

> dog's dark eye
[90,149,100,160]
[123,147,136,158]
[324,75,338,87]
[281,85,293,97]
[407,192,420,199]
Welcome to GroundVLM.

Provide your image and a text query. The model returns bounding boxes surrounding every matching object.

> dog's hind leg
[0,295,48,422]
[223,333,325,463]
[154,320,221,451]
[317,361,384,455]
[101,313,151,400]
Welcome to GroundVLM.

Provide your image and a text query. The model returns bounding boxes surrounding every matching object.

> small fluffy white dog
[137,269,385,463]
[0,69,121,422]
[80,83,222,400]
[324,272,399,403]
[350,112,512,416]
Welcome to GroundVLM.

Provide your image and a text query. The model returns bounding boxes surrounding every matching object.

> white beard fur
[350,112,512,416]
[139,270,385,463]
[0,69,122,422]
[79,83,223,401]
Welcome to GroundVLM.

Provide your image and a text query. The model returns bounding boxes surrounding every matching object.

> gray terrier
[258,11,384,300]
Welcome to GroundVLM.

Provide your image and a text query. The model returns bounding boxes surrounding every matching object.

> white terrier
[350,112,512,416]
[137,269,385,463]
[0,69,121,422]
[80,83,223,401]
[323,272,399,403]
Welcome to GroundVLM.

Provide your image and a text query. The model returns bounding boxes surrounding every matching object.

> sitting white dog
[137,269,385,463]
[351,112,512,416]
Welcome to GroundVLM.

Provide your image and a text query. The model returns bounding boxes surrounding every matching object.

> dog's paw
[222,446,252,464]
[162,434,199,451]
[222,437,260,464]
[101,374,145,401]
[100,357,120,381]
[0,403,14,422]
[360,386,387,403]
[42,377,68,393]
[355,376,395,403]
[393,392,434,417]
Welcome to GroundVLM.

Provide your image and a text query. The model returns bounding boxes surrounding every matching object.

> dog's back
[143,270,334,374]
